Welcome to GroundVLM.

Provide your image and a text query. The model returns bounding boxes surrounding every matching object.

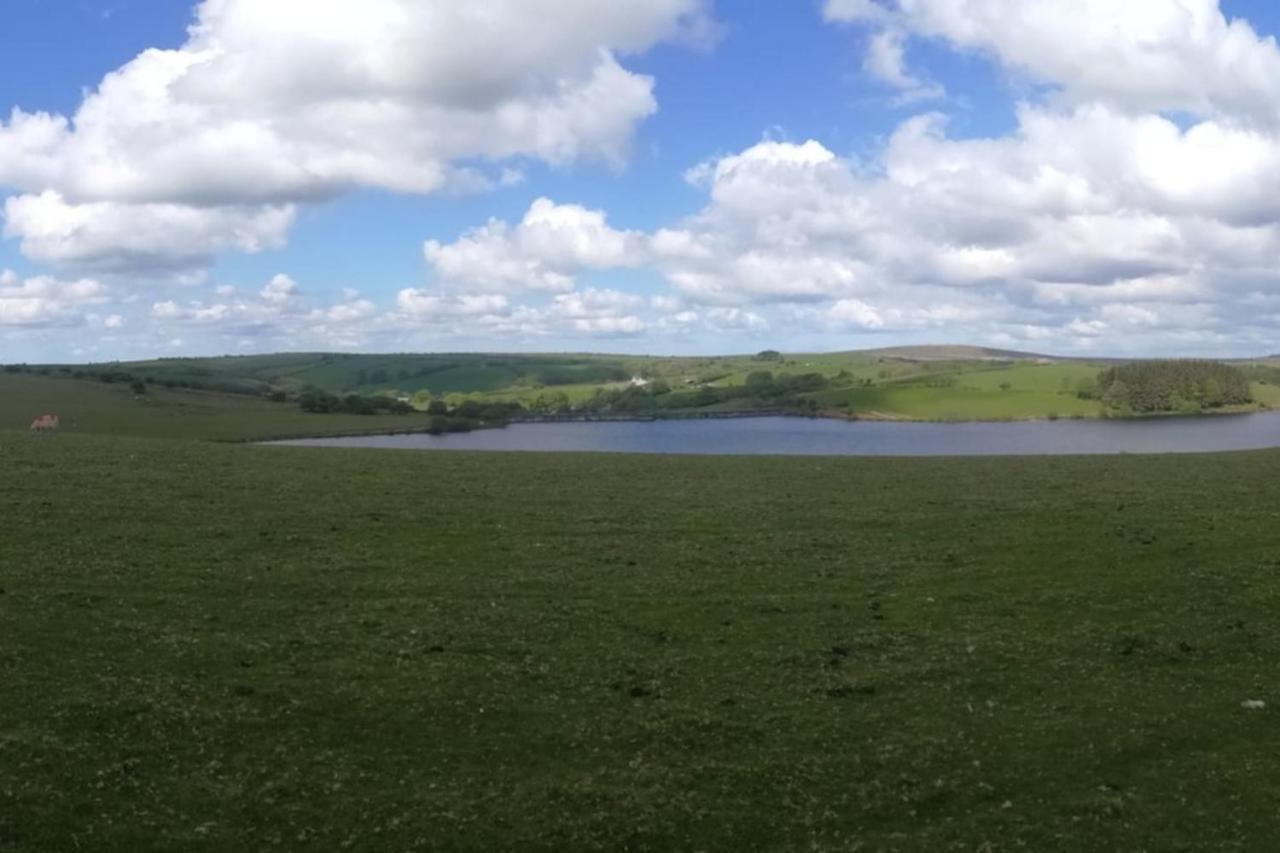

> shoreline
[247,403,1276,444]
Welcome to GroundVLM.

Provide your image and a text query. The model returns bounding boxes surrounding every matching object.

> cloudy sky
[4,0,1280,361]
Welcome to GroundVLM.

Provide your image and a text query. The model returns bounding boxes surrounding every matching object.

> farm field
[4,430,1280,850]
[812,362,1106,421]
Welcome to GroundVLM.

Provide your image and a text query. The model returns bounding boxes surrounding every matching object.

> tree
[455,399,485,419]
[299,388,340,413]
[1095,361,1251,414]
[341,394,377,415]
[530,391,570,414]
[1102,379,1132,412]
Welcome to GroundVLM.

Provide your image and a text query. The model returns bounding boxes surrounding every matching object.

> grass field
[17,347,1280,423]
[0,373,426,441]
[4,429,1280,850]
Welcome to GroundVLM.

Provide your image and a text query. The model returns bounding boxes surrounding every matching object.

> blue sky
[5,0,1280,361]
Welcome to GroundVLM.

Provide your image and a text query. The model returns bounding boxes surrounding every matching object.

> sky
[5,1,1280,361]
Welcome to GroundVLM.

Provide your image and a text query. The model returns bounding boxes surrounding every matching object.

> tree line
[1087,360,1252,414]
[573,371,832,415]
[297,387,527,433]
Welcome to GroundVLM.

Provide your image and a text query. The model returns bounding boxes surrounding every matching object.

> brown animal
[30,414,59,432]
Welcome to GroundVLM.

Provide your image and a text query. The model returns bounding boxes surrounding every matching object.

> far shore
[249,403,1277,444]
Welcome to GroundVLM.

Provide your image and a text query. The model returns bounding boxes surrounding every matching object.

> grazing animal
[30,414,59,432]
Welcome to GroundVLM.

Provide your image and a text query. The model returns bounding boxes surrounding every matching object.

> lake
[268,412,1280,456]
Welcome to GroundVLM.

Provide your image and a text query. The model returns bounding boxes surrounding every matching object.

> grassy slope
[89,353,637,397]
[17,348,1280,423]
[818,363,1106,420]
[0,373,425,441]
[5,432,1280,850]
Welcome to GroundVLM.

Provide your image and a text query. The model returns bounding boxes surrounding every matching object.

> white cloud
[863,29,943,101]
[705,307,769,332]
[548,288,647,336]
[16,0,1280,357]
[822,0,893,23]
[3,191,294,273]
[147,273,381,348]
[440,105,1280,351]
[827,0,1280,124]
[319,300,377,324]
[260,273,299,304]
[827,298,886,330]
[0,271,107,327]
[424,198,644,292]
[395,291,511,319]
[392,286,651,339]
[0,0,710,273]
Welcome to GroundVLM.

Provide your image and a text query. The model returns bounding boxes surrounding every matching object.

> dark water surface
[268,412,1280,456]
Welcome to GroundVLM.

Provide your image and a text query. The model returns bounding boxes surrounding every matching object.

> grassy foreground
[4,432,1280,850]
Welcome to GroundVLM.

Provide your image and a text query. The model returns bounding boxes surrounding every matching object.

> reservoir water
[268,411,1280,456]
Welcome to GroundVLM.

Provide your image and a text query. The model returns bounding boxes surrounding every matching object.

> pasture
[4,429,1280,850]
[0,373,422,442]
[16,347,1280,423]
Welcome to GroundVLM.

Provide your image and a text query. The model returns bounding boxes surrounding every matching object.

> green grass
[4,431,1280,850]
[0,373,425,441]
[14,347,1280,426]
[1250,381,1280,407]
[82,353,636,397]
[817,382,1103,420]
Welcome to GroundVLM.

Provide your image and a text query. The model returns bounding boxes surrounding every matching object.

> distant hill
[854,345,1068,363]
[8,345,1280,423]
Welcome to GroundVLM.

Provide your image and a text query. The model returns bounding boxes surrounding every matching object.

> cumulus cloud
[391,284,651,340]
[0,0,710,273]
[614,0,1280,352]
[15,0,1280,356]
[0,270,107,327]
[418,96,1280,352]
[863,29,944,101]
[650,124,1280,348]
[424,198,644,292]
[826,0,1280,123]
[395,291,511,320]
[147,273,382,348]
[3,191,294,273]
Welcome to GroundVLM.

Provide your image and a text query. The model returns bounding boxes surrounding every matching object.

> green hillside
[0,372,422,442]
[9,347,1280,424]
